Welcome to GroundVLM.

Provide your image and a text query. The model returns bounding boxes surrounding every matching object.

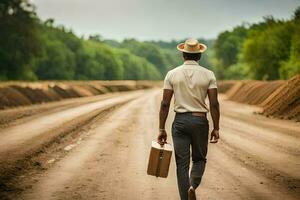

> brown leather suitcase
[147,141,172,178]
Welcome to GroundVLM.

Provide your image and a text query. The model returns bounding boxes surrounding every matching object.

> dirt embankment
[217,80,237,93]
[226,80,285,105]
[0,81,159,110]
[218,75,300,121]
[261,76,300,121]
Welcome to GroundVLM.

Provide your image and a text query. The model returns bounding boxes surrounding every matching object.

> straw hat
[177,39,207,53]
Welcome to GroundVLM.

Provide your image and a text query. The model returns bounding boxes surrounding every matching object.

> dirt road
[0,89,299,200]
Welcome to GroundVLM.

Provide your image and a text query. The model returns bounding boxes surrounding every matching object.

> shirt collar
[183,60,199,65]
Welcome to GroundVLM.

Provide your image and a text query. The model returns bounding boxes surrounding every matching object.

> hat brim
[177,43,207,53]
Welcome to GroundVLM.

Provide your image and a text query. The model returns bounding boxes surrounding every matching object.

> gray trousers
[172,112,209,200]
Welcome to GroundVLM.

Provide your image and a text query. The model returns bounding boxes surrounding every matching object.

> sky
[31,0,300,41]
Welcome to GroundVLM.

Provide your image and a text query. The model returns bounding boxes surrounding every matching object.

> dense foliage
[0,1,179,80]
[214,8,300,80]
[0,0,40,80]
[1,1,299,81]
[34,23,162,80]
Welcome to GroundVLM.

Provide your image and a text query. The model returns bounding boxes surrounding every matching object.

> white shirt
[163,60,217,113]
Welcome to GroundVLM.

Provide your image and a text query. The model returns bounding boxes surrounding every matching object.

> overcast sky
[31,0,300,41]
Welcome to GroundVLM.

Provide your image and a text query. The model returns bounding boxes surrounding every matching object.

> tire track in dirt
[1,90,299,200]
[0,91,144,156]
[0,90,147,199]
[220,98,299,137]
[221,127,299,177]
[221,117,300,156]
[0,92,126,129]
[201,99,300,200]
[20,89,169,200]
[199,145,283,200]
[0,104,119,199]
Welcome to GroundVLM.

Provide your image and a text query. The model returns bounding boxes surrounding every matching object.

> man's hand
[210,129,219,143]
[157,129,167,145]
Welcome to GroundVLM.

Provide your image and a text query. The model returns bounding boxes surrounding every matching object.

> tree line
[1,1,299,80]
[213,7,300,80]
[0,0,183,80]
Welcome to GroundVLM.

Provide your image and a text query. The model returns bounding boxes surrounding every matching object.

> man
[157,39,220,200]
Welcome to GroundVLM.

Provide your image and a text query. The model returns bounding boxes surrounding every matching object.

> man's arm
[157,89,173,145]
[207,88,220,143]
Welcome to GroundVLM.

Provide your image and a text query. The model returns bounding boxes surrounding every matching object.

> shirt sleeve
[163,71,173,90]
[208,71,217,89]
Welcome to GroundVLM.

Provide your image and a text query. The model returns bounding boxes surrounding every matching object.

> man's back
[164,60,217,113]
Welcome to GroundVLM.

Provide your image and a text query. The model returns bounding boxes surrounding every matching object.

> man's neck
[184,59,199,62]
[184,60,199,65]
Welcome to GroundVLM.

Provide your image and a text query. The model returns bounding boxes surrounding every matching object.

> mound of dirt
[217,81,237,93]
[261,75,300,121]
[225,81,244,98]
[0,81,154,110]
[10,85,55,104]
[89,84,110,94]
[78,84,103,96]
[227,80,285,105]
[0,87,32,109]
[222,76,299,121]
[51,84,81,98]
[101,81,136,92]
[70,85,96,97]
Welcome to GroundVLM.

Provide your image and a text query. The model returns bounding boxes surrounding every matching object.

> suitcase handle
[158,141,167,147]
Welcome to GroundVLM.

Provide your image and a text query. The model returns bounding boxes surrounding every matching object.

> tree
[213,7,300,80]
[88,34,103,42]
[35,39,76,80]
[116,49,161,80]
[279,13,300,79]
[122,39,169,74]
[243,19,292,80]
[214,26,248,68]
[83,41,124,80]
[214,26,248,79]
[0,0,40,80]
